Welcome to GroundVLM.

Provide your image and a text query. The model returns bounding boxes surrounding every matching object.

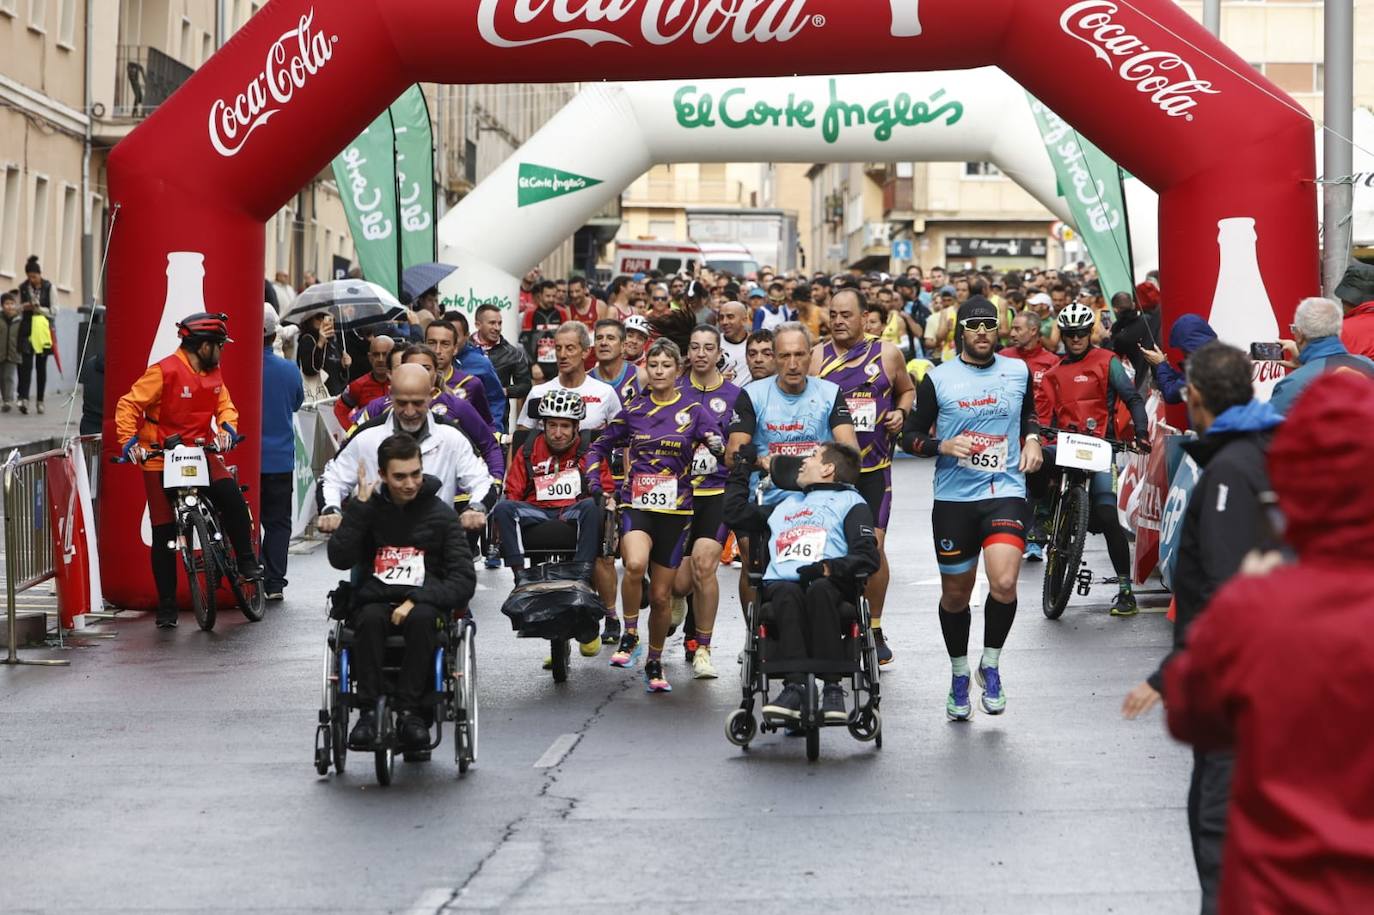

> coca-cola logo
[208,10,337,158]
[476,0,816,48]
[1059,1,1219,121]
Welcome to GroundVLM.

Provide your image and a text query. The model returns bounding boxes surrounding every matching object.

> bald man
[718,301,750,380]
[318,363,495,533]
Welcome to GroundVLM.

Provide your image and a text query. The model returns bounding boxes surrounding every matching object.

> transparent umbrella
[280,280,407,331]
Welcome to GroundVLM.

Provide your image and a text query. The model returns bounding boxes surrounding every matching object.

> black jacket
[482,336,533,401]
[326,475,475,610]
[1148,426,1275,691]
[723,455,880,585]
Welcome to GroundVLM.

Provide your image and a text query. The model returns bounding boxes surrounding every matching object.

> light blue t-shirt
[928,355,1030,502]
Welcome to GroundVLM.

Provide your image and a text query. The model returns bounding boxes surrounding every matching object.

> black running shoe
[601,616,621,645]
[763,684,805,723]
[873,627,894,667]
[348,711,378,749]
[821,684,848,723]
[398,713,429,752]
[155,600,178,629]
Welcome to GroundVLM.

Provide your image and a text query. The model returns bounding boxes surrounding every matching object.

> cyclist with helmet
[491,389,604,582]
[899,297,1043,720]
[115,313,260,629]
[623,314,652,367]
[1038,300,1151,617]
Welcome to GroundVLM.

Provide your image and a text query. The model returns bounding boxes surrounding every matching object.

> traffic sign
[890,239,913,260]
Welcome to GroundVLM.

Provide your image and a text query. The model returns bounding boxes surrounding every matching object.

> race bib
[775,525,827,563]
[847,397,878,433]
[535,467,580,502]
[631,473,678,510]
[373,546,425,587]
[768,440,819,458]
[691,445,717,477]
[537,336,557,363]
[957,432,1009,474]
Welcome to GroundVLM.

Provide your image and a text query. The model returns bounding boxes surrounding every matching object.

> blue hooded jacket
[1269,335,1374,416]
[1153,315,1218,405]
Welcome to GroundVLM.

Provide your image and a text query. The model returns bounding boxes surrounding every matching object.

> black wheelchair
[497,500,616,683]
[725,502,883,762]
[314,587,477,787]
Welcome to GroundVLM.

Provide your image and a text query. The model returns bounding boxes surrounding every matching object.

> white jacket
[322,412,493,511]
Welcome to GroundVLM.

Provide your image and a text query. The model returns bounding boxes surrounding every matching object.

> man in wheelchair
[327,433,476,751]
[491,388,604,584]
[724,442,879,724]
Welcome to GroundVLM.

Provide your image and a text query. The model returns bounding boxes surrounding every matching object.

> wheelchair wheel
[332,708,349,774]
[375,745,394,786]
[314,711,331,776]
[549,638,570,684]
[805,726,820,762]
[725,709,756,749]
[456,621,478,775]
[848,708,882,744]
[185,513,217,631]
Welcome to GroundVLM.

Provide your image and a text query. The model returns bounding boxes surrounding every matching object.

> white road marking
[406,888,454,914]
[533,732,580,768]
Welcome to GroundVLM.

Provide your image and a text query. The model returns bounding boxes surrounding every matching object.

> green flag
[390,86,436,273]
[517,163,603,207]
[1027,94,1134,302]
[331,108,400,295]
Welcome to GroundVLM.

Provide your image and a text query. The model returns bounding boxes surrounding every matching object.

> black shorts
[689,494,728,547]
[621,508,690,568]
[931,498,1029,575]
[856,466,893,529]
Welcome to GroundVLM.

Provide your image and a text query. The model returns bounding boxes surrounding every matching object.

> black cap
[957,296,999,324]
[1334,262,1374,304]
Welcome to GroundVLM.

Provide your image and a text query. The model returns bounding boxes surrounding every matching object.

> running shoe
[763,683,805,722]
[609,632,642,668]
[579,638,601,658]
[691,645,718,679]
[821,684,848,723]
[644,659,672,693]
[1110,589,1139,617]
[873,626,894,667]
[1023,542,1044,563]
[601,616,621,645]
[976,663,1006,715]
[946,673,973,721]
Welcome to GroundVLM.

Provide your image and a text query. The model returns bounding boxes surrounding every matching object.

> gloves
[797,562,827,586]
[1134,435,1152,454]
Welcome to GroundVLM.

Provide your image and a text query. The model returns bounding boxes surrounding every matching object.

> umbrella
[402,262,458,303]
[281,280,407,332]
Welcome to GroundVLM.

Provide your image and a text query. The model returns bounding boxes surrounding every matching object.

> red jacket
[998,344,1059,426]
[334,372,389,426]
[504,434,604,509]
[1041,346,1135,440]
[1165,372,1374,915]
[1341,301,1374,359]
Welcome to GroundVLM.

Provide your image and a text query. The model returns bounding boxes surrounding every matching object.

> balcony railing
[623,178,748,206]
[113,46,194,118]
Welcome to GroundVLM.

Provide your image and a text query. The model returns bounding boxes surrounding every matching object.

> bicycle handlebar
[110,435,244,465]
[1042,427,1141,452]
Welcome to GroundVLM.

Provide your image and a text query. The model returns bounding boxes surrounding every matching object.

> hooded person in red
[1164,371,1374,915]
[1335,262,1374,359]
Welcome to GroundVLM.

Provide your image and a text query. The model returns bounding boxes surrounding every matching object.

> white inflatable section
[436,69,1159,339]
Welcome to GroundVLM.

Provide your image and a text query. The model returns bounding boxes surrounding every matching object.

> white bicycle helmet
[1056,301,1096,331]
[624,315,651,337]
[537,388,586,422]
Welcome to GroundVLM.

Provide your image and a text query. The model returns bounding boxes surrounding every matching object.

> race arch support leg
[100,194,264,611]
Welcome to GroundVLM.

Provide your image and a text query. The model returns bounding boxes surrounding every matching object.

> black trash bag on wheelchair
[500,561,606,644]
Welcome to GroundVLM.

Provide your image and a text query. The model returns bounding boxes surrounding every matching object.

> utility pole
[1203,0,1221,36]
[1322,0,1353,296]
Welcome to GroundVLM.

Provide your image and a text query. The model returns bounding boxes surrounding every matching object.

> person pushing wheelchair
[724,442,880,724]
[327,433,476,752]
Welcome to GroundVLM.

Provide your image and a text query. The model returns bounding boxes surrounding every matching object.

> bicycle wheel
[230,565,266,622]
[1042,483,1089,620]
[186,512,217,631]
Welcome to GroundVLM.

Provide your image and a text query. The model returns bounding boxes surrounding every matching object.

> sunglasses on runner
[1061,328,1092,339]
[960,318,999,333]
[652,296,669,302]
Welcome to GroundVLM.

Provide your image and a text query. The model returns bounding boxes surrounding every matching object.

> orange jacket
[115,349,238,470]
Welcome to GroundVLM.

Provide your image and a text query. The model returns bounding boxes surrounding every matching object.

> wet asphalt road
[2,460,1197,913]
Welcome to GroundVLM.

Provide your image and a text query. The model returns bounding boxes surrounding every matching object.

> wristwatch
[1024,433,1042,445]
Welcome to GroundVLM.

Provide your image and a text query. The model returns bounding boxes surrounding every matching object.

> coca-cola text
[208,10,336,158]
[476,0,813,48]
[1059,0,1219,120]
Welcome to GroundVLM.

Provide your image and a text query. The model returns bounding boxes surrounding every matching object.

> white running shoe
[692,646,718,679]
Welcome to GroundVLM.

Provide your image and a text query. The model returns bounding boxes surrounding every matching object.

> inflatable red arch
[102,0,1315,607]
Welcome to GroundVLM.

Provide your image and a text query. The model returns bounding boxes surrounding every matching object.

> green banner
[517,163,603,207]
[1027,95,1134,302]
[390,86,436,273]
[331,107,400,295]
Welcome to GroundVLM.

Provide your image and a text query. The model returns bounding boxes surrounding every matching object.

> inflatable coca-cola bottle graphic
[889,0,922,37]
[140,251,208,545]
[1205,218,1283,400]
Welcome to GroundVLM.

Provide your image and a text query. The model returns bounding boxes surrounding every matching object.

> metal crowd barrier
[2,448,70,666]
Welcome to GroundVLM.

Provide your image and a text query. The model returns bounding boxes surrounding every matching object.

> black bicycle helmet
[177,312,233,345]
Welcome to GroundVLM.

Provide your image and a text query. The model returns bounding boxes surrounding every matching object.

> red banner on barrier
[45,453,92,629]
